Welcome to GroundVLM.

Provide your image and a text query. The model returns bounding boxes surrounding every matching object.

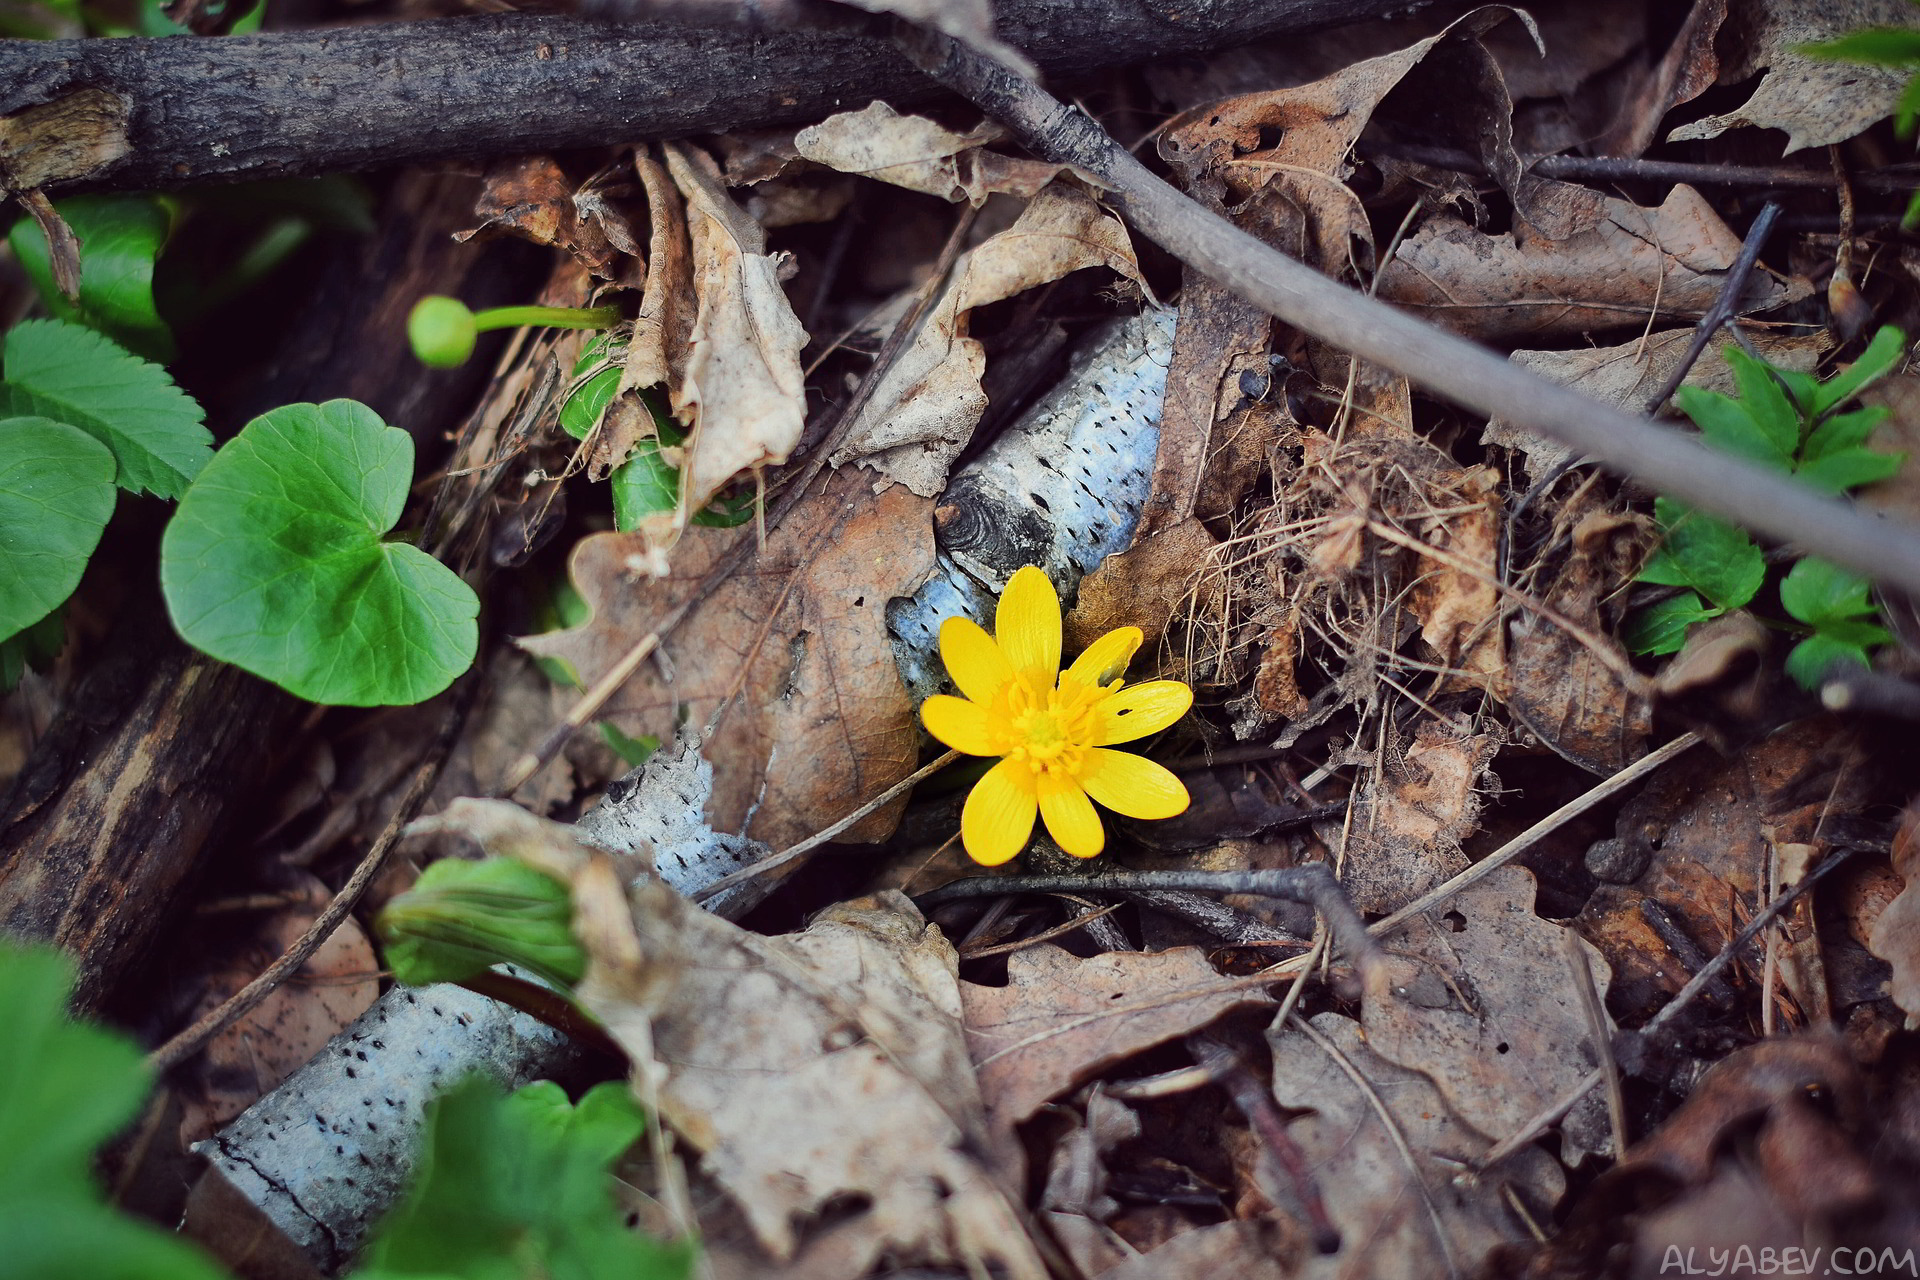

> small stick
[1642,201,1783,414]
[688,749,960,902]
[1821,666,1920,720]
[1371,143,1920,196]
[1189,1034,1341,1254]
[958,901,1122,960]
[1560,929,1629,1159]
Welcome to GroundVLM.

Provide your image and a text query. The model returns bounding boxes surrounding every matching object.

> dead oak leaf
[794,101,1066,206]
[662,142,808,546]
[961,944,1274,1141]
[519,464,932,851]
[427,800,1045,1279]
[831,179,1146,496]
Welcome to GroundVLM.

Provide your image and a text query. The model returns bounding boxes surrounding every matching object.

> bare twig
[897,30,1920,596]
[1560,929,1629,1158]
[1372,143,1920,196]
[1643,201,1783,414]
[1190,1034,1341,1254]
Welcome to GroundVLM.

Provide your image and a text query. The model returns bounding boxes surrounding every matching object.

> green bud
[377,857,585,990]
[407,295,478,368]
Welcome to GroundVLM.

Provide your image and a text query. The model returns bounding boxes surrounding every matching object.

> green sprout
[407,296,620,369]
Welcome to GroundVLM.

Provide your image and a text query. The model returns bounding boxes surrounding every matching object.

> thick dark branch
[0,0,1420,195]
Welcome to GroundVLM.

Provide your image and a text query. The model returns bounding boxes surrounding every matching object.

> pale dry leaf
[1866,810,1920,1022]
[625,144,694,398]
[520,464,933,851]
[1407,463,1505,694]
[1335,715,1501,916]
[1487,328,1828,480]
[1364,865,1616,1161]
[960,944,1274,1141]
[794,101,1065,206]
[1094,1217,1298,1280]
[837,0,1035,78]
[427,799,1046,1279]
[1374,184,1804,342]
[831,179,1146,495]
[1667,0,1919,154]
[662,142,809,542]
[1268,1012,1565,1280]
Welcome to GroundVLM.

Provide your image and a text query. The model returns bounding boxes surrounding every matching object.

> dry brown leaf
[175,879,379,1147]
[793,102,1065,206]
[1064,517,1218,659]
[624,145,694,397]
[429,799,1046,1280]
[1668,0,1919,153]
[1488,328,1829,481]
[961,945,1274,1141]
[1041,1089,1141,1278]
[1868,807,1920,1023]
[1094,1218,1298,1280]
[1507,501,1652,776]
[661,142,808,548]
[1375,185,1804,343]
[1408,463,1505,694]
[452,155,621,279]
[1336,715,1501,915]
[1365,865,1616,1160]
[831,180,1146,495]
[1268,1011,1565,1280]
[519,464,932,851]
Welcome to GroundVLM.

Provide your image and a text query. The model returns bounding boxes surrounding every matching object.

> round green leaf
[8,195,174,363]
[0,417,115,645]
[160,399,478,706]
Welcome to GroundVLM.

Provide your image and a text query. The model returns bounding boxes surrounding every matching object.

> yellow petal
[940,616,1014,706]
[1038,772,1105,858]
[995,566,1061,676]
[1080,749,1189,820]
[1065,626,1142,688]
[962,759,1038,866]
[921,695,1000,756]
[1093,680,1193,745]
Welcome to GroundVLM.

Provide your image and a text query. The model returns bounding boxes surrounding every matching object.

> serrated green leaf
[0,320,210,499]
[358,1076,692,1280]
[377,857,584,992]
[1623,591,1720,656]
[1779,557,1880,628]
[160,399,478,706]
[1795,446,1905,493]
[1725,346,1802,457]
[9,196,174,363]
[1676,384,1793,471]
[1785,633,1875,691]
[1639,498,1766,611]
[1814,326,1908,416]
[0,417,116,644]
[1802,405,1890,460]
[0,942,228,1280]
[1,606,67,693]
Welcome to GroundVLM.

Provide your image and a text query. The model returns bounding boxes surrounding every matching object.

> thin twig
[896,29,1920,596]
[1560,929,1628,1158]
[958,901,1122,960]
[688,749,960,902]
[1372,143,1920,196]
[1190,1034,1341,1254]
[1643,201,1782,414]
[147,681,474,1074]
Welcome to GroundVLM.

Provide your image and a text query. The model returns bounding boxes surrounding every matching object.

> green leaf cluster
[376,857,587,992]
[0,941,227,1280]
[559,336,756,534]
[357,1077,693,1280]
[10,196,176,361]
[1627,328,1907,686]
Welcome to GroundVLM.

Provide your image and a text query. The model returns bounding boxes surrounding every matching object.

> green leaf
[9,196,174,363]
[598,722,659,767]
[1,606,67,692]
[358,1076,692,1280]
[1779,557,1882,629]
[1802,27,1920,67]
[1795,446,1905,493]
[1623,591,1720,656]
[611,439,680,533]
[0,417,116,644]
[1802,406,1890,461]
[376,857,585,992]
[560,338,625,442]
[1785,633,1876,691]
[1813,326,1908,416]
[0,942,228,1280]
[160,399,478,706]
[1725,346,1803,457]
[1637,498,1766,611]
[0,320,210,499]
[1675,384,1792,471]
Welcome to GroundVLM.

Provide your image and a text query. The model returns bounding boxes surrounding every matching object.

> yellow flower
[921,565,1193,866]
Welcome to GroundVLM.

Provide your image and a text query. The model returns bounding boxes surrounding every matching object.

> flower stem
[471,303,619,333]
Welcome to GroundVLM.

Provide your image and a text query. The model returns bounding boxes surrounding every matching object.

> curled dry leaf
[794,101,1065,206]
[453,155,623,279]
[1374,185,1803,343]
[1867,807,1920,1023]
[432,798,1047,1280]
[660,142,808,550]
[830,179,1147,496]
[1668,0,1919,154]
[1364,865,1615,1161]
[961,944,1274,1142]
[1488,328,1828,481]
[520,464,933,851]
[1333,714,1501,916]
[1268,1011,1564,1280]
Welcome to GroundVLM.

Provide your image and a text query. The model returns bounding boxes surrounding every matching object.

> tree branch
[0,0,1424,195]
[896,28,1920,599]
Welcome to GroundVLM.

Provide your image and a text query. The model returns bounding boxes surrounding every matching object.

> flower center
[993,668,1115,779]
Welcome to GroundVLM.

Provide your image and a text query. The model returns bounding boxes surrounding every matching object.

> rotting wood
[0,0,1432,195]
